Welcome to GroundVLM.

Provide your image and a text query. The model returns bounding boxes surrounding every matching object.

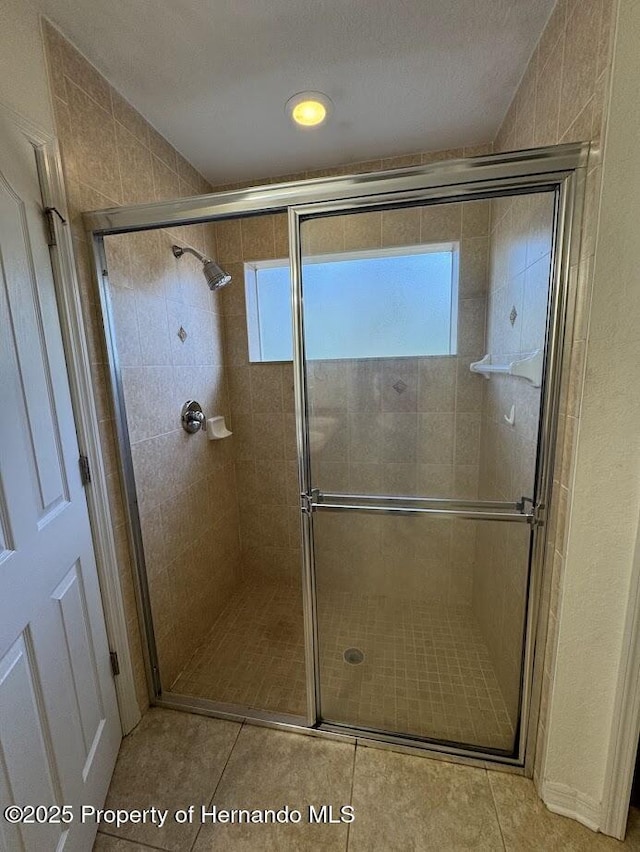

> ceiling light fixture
[286,91,332,128]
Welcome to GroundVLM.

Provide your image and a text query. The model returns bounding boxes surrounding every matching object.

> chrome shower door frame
[288,155,586,769]
[86,143,587,771]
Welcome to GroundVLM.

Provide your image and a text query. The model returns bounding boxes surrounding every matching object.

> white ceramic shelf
[470,349,543,387]
[206,415,232,439]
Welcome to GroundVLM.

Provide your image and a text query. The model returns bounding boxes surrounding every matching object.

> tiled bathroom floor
[95,707,640,851]
[171,581,513,750]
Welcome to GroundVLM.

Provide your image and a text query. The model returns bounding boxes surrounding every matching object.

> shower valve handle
[181,400,205,434]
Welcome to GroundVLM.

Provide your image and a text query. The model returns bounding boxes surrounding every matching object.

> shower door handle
[306,491,540,525]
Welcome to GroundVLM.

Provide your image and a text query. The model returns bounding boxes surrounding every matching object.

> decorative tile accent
[393,379,408,394]
[509,305,518,326]
[177,325,188,342]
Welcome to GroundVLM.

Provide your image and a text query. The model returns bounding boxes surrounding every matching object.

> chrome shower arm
[172,244,208,263]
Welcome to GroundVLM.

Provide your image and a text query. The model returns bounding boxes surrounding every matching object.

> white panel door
[0,114,121,851]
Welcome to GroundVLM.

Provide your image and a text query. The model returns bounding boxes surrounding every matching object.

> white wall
[0,0,53,135]
[543,0,640,827]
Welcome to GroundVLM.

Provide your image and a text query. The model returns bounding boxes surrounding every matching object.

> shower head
[171,245,231,290]
[202,259,232,290]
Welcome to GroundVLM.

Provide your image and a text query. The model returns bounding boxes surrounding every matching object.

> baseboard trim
[541,781,602,832]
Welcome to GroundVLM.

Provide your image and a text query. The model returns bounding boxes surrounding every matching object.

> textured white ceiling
[35,0,555,183]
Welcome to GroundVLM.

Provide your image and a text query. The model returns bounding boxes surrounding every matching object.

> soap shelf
[470,349,543,387]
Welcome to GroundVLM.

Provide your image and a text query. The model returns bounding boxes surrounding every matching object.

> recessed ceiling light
[286,91,332,128]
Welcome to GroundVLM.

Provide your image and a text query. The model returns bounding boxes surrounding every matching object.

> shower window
[245,243,459,362]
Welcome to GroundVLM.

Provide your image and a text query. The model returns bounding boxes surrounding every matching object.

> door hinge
[79,454,91,487]
[43,206,67,247]
[301,489,320,515]
[109,650,120,677]
[518,496,545,526]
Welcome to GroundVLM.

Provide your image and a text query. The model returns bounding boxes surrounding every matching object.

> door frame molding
[0,100,140,735]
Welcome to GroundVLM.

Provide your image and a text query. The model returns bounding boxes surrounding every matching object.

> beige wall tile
[152,154,180,201]
[250,364,284,412]
[462,200,491,237]
[418,412,455,464]
[420,202,462,242]
[241,215,276,260]
[454,413,481,466]
[54,22,112,112]
[253,412,285,459]
[65,80,122,202]
[459,238,489,298]
[147,124,177,171]
[215,219,243,262]
[533,42,563,147]
[343,211,382,250]
[111,88,149,146]
[42,22,68,102]
[418,357,456,411]
[305,215,345,255]
[458,297,486,356]
[559,0,602,134]
[381,207,420,247]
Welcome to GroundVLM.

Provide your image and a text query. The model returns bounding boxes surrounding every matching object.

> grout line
[97,826,171,851]
[188,720,244,851]
[345,741,358,851]
[486,769,508,851]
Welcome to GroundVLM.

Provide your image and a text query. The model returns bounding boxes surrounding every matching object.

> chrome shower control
[181,400,205,434]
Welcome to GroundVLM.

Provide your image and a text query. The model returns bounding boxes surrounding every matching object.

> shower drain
[343,647,365,665]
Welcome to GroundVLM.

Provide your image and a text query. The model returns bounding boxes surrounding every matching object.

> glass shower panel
[102,212,306,718]
[314,513,531,751]
[300,191,556,752]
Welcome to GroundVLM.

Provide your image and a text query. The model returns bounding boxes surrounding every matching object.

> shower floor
[171,581,307,715]
[171,580,514,751]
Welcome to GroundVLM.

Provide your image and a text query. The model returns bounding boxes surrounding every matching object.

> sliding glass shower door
[296,191,557,754]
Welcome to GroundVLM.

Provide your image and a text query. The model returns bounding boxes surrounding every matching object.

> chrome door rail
[311,502,533,523]
[315,491,525,509]
[309,492,535,522]
[84,143,587,236]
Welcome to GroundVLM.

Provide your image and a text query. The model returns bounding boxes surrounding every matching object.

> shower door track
[86,142,588,774]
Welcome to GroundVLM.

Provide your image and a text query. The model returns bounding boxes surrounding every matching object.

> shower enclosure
[87,144,586,768]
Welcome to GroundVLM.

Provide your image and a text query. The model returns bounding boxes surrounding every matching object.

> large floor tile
[489,773,631,851]
[192,725,354,850]
[626,808,640,849]
[103,708,240,851]
[93,834,161,851]
[348,745,504,851]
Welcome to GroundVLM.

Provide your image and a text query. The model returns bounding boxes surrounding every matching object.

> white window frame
[244,241,459,363]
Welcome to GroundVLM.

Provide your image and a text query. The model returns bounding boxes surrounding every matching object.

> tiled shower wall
[43,21,238,711]
[302,204,489,605]
[472,192,556,724]
[215,201,490,602]
[104,225,241,687]
[491,0,617,779]
[214,213,302,587]
[216,201,490,596]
